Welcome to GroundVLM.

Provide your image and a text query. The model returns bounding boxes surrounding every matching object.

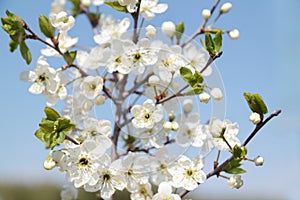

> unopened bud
[81,0,91,7]
[145,25,157,38]
[162,21,176,38]
[220,2,233,14]
[228,29,239,40]
[171,121,179,131]
[211,88,223,100]
[199,92,211,103]
[202,9,211,20]
[182,99,193,113]
[95,95,105,105]
[148,75,160,86]
[163,121,173,131]
[43,152,56,170]
[83,100,94,111]
[249,112,261,124]
[228,175,243,189]
[254,156,264,166]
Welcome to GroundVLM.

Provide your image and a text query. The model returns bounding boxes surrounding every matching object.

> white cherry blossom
[140,0,168,20]
[152,182,181,200]
[80,76,103,99]
[50,11,75,32]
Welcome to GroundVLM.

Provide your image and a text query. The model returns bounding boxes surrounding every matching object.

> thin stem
[179,109,282,198]
[132,0,142,43]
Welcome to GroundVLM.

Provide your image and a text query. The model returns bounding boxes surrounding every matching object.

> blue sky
[0,0,299,199]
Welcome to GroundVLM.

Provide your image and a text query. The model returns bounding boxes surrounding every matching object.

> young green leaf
[39,15,55,38]
[63,51,77,65]
[19,41,32,64]
[44,107,61,121]
[213,31,222,53]
[9,39,18,52]
[175,22,184,42]
[244,92,268,115]
[205,32,215,55]
[233,145,247,158]
[105,1,128,12]
[225,167,247,174]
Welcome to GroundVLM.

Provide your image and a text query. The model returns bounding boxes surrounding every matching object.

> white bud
[182,99,193,113]
[83,100,94,111]
[145,25,157,38]
[93,0,105,6]
[171,121,179,131]
[162,21,176,38]
[148,75,160,86]
[95,95,106,105]
[228,175,243,189]
[163,121,173,131]
[254,156,264,166]
[220,2,233,14]
[228,29,239,40]
[199,92,211,103]
[202,9,211,20]
[210,88,223,100]
[249,112,261,124]
[43,153,56,170]
[81,0,91,7]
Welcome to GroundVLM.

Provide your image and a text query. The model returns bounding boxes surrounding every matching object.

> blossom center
[78,157,89,167]
[185,169,195,178]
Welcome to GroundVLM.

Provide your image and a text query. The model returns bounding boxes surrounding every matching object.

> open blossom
[20,56,57,95]
[80,76,103,99]
[46,70,68,106]
[140,0,168,20]
[50,11,75,32]
[168,155,206,191]
[131,99,164,129]
[130,182,153,200]
[81,117,112,137]
[94,16,130,45]
[152,182,181,200]
[176,113,200,147]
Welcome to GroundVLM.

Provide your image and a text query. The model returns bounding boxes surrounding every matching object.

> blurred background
[0,0,299,199]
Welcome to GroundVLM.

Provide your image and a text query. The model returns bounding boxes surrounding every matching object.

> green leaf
[205,32,215,55]
[225,167,247,174]
[44,107,60,121]
[9,39,19,52]
[184,84,204,95]
[194,70,204,83]
[19,41,32,64]
[105,1,128,12]
[39,119,55,133]
[39,15,55,38]
[57,118,75,132]
[180,67,194,84]
[244,92,268,115]
[63,51,77,65]
[35,129,46,143]
[213,31,222,53]
[233,145,247,158]
[69,0,81,16]
[175,22,184,42]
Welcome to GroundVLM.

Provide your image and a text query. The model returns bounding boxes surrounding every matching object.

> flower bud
[81,0,91,7]
[43,152,56,170]
[202,9,211,20]
[199,92,211,103]
[162,21,176,38]
[228,29,239,40]
[220,2,233,14]
[249,112,261,124]
[210,88,223,100]
[169,113,175,122]
[145,25,157,38]
[254,156,264,166]
[171,121,179,131]
[95,95,106,105]
[182,99,193,113]
[148,75,160,86]
[163,121,173,131]
[228,175,243,189]
[83,100,94,111]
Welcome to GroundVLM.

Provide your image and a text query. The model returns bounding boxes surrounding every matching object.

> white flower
[50,11,75,32]
[145,25,157,38]
[46,71,68,106]
[65,139,108,188]
[50,0,66,15]
[148,75,160,86]
[254,156,264,166]
[162,21,176,38]
[228,175,243,189]
[20,56,57,95]
[130,182,153,200]
[80,76,103,99]
[193,124,215,152]
[220,2,233,14]
[249,112,261,124]
[94,17,130,45]
[209,118,240,151]
[182,99,193,113]
[82,46,111,70]
[176,113,200,147]
[140,0,168,20]
[81,0,91,7]
[199,92,211,103]
[82,117,112,137]
[202,9,211,20]
[168,155,206,191]
[92,0,104,6]
[152,182,181,200]
[84,154,126,199]
[210,87,223,100]
[60,183,78,200]
[131,99,164,129]
[228,29,239,39]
